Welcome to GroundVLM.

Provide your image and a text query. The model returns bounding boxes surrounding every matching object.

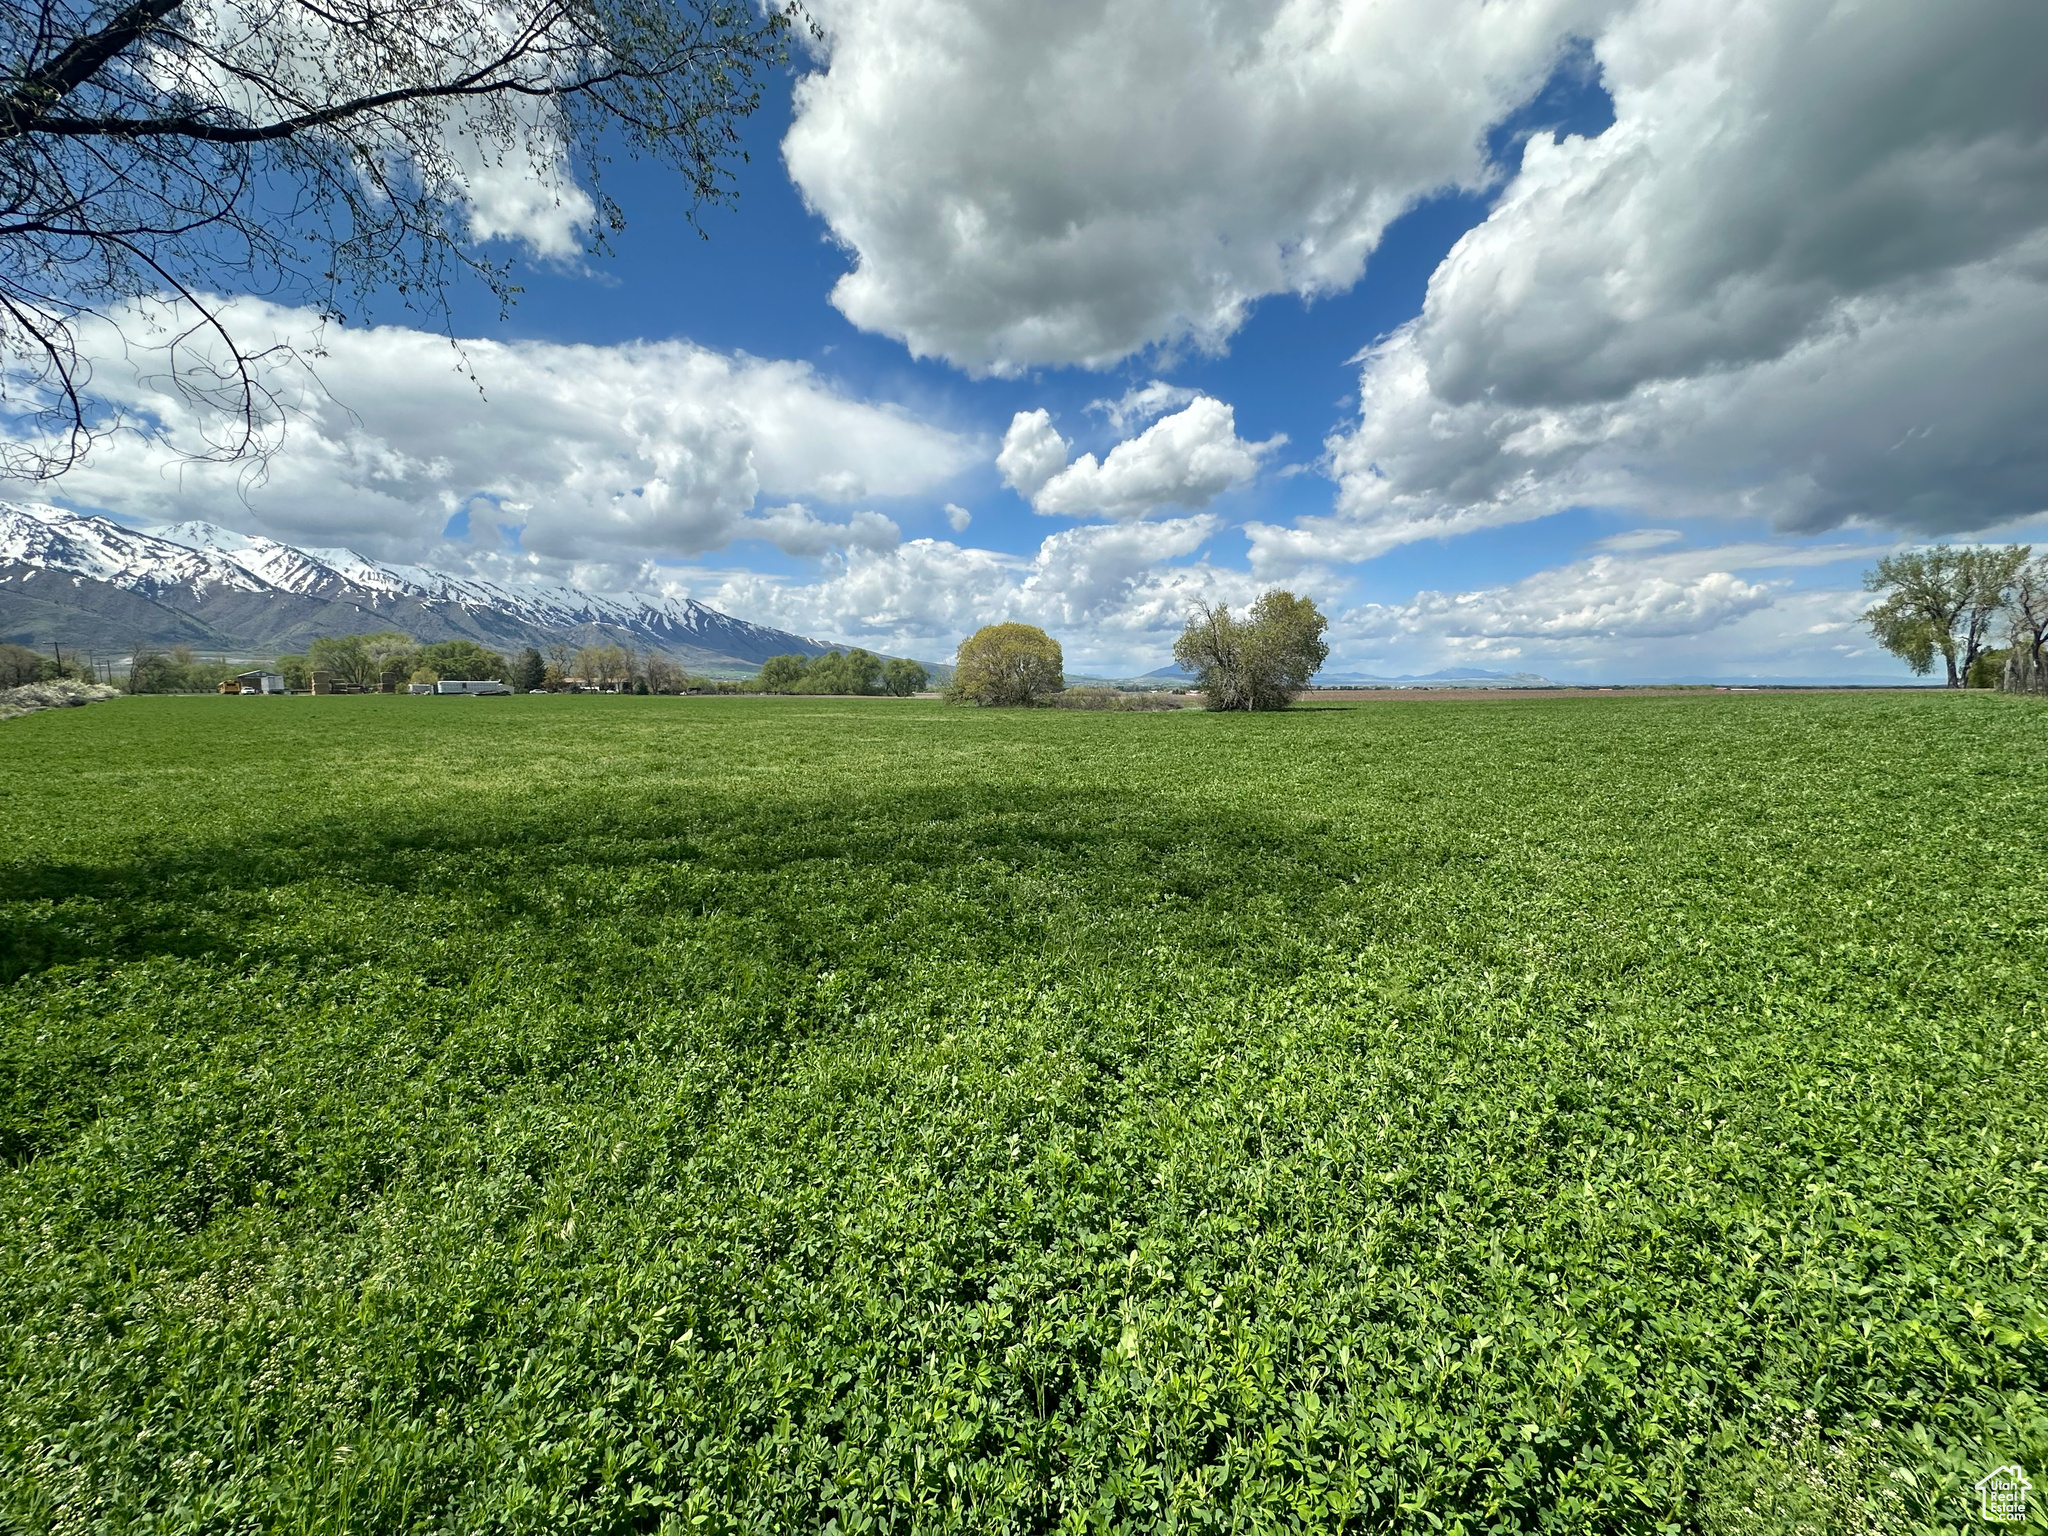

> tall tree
[0,0,791,479]
[420,639,507,681]
[2003,550,2048,694]
[756,653,808,692]
[1863,545,2028,687]
[1174,590,1328,711]
[307,632,377,686]
[361,630,420,684]
[511,647,546,692]
[572,642,627,687]
[642,654,686,693]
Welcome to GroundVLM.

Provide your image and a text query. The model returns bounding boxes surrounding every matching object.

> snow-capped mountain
[0,503,837,669]
[1,504,271,598]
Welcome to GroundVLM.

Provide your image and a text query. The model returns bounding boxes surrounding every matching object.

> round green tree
[882,658,931,696]
[756,654,810,692]
[946,624,1064,707]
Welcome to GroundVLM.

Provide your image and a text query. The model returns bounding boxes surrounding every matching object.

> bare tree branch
[0,0,790,479]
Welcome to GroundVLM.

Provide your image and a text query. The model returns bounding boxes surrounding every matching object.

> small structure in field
[308,671,367,694]
[235,670,286,694]
[434,679,512,695]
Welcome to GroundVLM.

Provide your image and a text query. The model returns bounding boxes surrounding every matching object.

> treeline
[1864,545,2048,690]
[126,647,243,694]
[757,650,930,696]
[119,631,732,694]
[118,636,509,694]
[0,642,109,689]
[276,633,746,694]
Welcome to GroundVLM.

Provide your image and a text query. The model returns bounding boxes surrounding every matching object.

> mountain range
[1141,663,1554,687]
[0,504,839,672]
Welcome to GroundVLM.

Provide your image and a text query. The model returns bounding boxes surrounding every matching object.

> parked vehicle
[433,679,512,695]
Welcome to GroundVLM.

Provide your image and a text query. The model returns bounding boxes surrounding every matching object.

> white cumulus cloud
[784,0,1616,373]
[1331,541,1893,678]
[1269,0,2048,568]
[1004,396,1278,520]
[1348,556,1775,648]
[995,409,1072,501]
[35,300,976,569]
[706,514,1264,671]
[745,504,903,556]
[444,100,596,259]
[1091,380,1201,435]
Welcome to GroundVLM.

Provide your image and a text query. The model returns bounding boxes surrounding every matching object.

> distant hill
[0,503,847,671]
[1141,663,1555,687]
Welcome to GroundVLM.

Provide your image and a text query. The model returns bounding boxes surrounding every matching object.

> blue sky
[42,0,2048,681]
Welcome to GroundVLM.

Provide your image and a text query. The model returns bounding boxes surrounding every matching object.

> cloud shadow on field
[0,774,1458,989]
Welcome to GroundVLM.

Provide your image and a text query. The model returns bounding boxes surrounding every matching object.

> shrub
[1052,687,1180,711]
[0,642,51,688]
[946,624,1063,706]
[0,644,102,688]
[1966,647,2009,689]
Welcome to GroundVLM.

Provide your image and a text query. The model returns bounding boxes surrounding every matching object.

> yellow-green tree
[946,624,1063,707]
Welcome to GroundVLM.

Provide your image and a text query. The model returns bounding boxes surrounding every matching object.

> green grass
[2,692,2044,1534]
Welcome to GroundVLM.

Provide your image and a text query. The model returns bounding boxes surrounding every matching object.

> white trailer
[433,679,512,695]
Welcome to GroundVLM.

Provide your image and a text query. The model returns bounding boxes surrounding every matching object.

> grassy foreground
[2,692,2044,1534]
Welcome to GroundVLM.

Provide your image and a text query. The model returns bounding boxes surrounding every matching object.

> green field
[2,693,2044,1533]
